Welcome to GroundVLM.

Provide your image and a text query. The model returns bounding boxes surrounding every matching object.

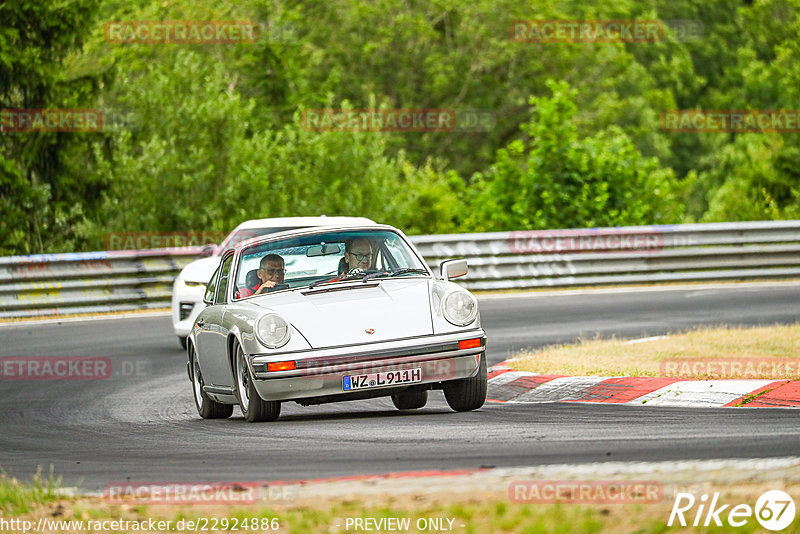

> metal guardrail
[0,249,199,318]
[1,221,799,318]
[412,221,800,290]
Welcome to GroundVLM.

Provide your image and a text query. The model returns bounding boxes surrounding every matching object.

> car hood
[251,279,433,349]
[178,256,221,284]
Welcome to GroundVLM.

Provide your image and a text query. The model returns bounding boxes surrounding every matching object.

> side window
[215,256,234,304]
[380,240,402,270]
[375,248,387,271]
[204,267,219,304]
[386,238,416,268]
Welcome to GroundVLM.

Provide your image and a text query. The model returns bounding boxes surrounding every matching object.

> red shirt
[236,281,261,299]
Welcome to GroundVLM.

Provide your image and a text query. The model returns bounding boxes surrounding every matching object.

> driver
[342,237,373,275]
[238,254,285,297]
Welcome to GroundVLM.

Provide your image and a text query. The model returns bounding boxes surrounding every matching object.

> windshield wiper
[389,268,428,277]
[361,270,390,282]
[307,276,339,289]
[309,268,427,288]
[362,268,428,282]
[308,269,371,289]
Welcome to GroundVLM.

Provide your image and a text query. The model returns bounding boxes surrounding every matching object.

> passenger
[238,254,285,297]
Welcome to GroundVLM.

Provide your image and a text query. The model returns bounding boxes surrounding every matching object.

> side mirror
[439,259,468,280]
[199,244,218,257]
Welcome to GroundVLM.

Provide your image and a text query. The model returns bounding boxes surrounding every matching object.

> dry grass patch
[507,324,800,379]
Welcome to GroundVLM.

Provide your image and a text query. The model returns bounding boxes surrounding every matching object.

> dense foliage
[1,0,799,254]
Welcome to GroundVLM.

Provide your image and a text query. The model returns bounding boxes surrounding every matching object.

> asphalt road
[1,282,798,491]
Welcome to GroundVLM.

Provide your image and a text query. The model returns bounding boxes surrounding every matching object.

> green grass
[6,479,800,533]
[0,468,61,515]
[86,498,800,533]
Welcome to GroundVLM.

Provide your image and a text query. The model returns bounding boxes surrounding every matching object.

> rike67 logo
[669,490,796,531]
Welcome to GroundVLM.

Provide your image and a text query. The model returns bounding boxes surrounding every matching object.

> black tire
[391,389,428,410]
[178,336,187,350]
[233,343,281,422]
[191,345,233,419]
[443,353,487,412]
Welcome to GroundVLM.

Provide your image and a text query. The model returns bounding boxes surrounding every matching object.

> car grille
[179,302,194,321]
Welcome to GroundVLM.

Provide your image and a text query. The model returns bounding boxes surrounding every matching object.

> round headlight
[254,313,291,348]
[442,291,478,326]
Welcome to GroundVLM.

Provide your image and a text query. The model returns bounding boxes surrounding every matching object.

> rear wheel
[391,389,428,410]
[443,353,487,412]
[191,345,233,419]
[234,343,281,422]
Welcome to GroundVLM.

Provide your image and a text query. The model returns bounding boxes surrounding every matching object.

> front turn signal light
[458,338,482,350]
[267,361,297,372]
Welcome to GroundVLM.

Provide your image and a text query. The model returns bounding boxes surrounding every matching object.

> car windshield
[218,226,303,254]
[233,229,428,299]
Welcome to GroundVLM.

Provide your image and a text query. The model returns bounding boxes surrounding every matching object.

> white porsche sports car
[187,223,487,422]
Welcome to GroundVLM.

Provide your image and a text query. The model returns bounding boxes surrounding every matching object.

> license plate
[342,368,422,391]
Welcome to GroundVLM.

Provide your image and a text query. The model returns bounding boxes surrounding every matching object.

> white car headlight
[254,313,291,348]
[442,291,478,326]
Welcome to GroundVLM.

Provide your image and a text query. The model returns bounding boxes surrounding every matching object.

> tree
[463,80,684,231]
[85,49,460,242]
[0,0,102,254]
[700,134,800,221]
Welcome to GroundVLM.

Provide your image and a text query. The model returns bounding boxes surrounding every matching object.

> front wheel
[443,353,487,412]
[191,345,233,419]
[234,343,281,422]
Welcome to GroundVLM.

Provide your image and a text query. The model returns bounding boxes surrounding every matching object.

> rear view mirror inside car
[306,243,341,257]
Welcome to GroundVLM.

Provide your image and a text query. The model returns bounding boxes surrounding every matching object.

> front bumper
[247,330,486,402]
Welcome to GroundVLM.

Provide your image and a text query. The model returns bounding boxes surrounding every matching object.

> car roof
[232,216,377,231]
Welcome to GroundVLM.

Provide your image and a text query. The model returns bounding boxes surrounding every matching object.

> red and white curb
[487,365,800,408]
